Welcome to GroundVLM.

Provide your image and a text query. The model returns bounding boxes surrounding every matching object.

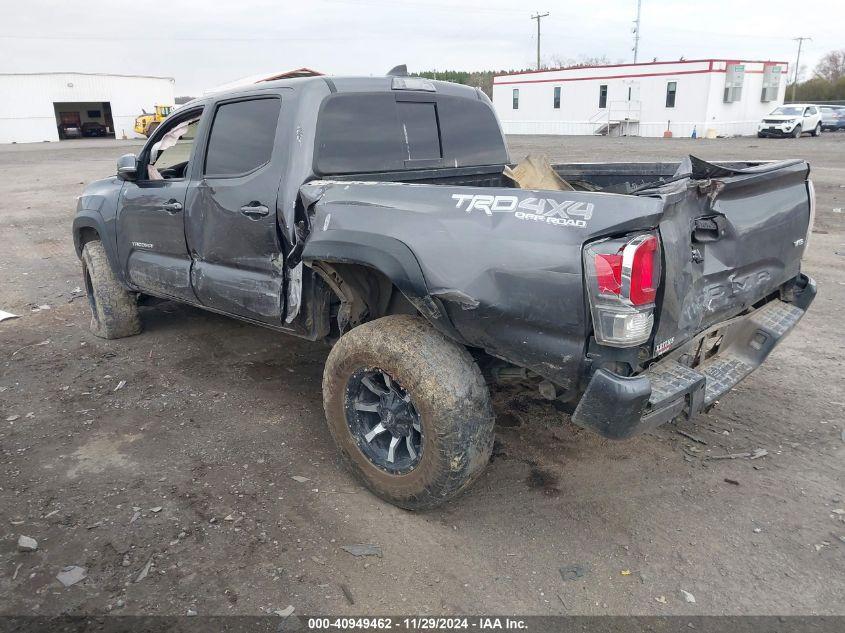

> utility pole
[531,12,549,70]
[632,0,643,63]
[791,36,811,101]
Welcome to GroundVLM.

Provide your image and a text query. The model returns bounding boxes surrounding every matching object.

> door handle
[162,200,183,213]
[240,203,270,218]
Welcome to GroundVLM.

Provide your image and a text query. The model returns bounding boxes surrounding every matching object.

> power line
[0,33,403,42]
[530,12,549,71]
[322,0,526,15]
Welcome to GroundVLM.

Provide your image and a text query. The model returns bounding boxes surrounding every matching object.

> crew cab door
[116,107,204,302]
[184,95,286,323]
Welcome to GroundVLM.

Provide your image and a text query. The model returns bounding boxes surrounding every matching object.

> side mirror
[116,153,138,181]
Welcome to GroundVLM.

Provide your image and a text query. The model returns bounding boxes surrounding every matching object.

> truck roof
[170,74,508,177]
[183,75,485,108]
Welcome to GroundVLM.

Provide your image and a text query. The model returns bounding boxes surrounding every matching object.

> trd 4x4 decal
[451,193,593,228]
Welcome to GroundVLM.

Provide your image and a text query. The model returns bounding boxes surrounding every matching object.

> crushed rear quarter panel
[300,180,664,390]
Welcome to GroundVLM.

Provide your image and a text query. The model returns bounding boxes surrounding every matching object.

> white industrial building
[0,72,175,144]
[492,59,788,138]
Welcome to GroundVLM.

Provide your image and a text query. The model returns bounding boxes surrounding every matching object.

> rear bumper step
[572,277,815,439]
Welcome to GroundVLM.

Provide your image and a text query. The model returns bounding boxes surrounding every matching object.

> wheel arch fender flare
[301,230,463,341]
[72,213,127,286]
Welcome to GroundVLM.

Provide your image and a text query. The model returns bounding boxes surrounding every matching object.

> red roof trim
[495,68,713,85]
[494,58,789,80]
[493,65,787,86]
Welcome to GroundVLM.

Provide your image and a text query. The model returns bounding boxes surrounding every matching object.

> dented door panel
[184,96,287,324]
[185,179,285,322]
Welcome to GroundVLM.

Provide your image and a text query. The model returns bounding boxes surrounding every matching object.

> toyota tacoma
[73,74,817,509]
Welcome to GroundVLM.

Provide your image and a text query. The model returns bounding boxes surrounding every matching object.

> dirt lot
[1,134,843,617]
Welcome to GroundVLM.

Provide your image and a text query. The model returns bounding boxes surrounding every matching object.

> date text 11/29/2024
[306,617,528,630]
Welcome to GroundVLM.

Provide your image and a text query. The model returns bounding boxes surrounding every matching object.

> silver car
[820,105,845,131]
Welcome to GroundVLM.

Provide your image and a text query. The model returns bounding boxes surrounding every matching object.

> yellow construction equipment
[134,105,173,138]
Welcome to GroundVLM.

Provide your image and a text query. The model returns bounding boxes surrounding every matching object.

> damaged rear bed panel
[299,178,665,391]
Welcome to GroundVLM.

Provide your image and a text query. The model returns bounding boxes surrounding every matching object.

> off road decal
[451,194,593,228]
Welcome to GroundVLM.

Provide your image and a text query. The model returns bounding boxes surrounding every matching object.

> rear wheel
[81,240,141,339]
[792,125,803,138]
[812,122,822,137]
[322,315,494,510]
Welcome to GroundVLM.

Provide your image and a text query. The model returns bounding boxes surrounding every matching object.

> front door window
[147,117,200,180]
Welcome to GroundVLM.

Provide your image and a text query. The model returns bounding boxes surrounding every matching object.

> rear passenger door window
[204,98,281,177]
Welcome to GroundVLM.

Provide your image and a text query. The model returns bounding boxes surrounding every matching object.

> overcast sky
[1,0,840,96]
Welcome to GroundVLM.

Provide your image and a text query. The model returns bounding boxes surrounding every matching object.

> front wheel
[322,315,495,510]
[81,240,141,339]
[792,125,803,138]
[812,122,822,137]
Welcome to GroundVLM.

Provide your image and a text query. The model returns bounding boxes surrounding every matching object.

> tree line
[787,49,845,103]
[412,70,510,98]
[414,56,616,98]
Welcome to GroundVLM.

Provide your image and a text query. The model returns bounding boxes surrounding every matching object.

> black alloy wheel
[344,368,423,474]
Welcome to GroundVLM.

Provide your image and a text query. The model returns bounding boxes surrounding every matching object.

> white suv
[758,104,822,138]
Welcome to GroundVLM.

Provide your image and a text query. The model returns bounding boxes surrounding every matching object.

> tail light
[583,233,661,347]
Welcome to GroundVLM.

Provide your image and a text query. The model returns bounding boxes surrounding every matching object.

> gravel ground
[0,134,843,616]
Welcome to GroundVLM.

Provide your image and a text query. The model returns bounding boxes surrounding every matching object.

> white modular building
[492,59,789,138]
[0,72,175,144]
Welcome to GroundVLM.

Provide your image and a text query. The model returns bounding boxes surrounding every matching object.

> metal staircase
[593,100,642,136]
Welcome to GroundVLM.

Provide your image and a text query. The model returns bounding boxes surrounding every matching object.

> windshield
[770,106,804,116]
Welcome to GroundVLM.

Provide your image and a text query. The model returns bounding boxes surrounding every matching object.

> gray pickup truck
[73,74,816,509]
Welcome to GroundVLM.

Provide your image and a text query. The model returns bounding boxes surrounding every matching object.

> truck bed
[322,159,780,194]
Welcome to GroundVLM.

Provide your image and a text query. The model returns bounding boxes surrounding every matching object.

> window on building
[512,89,519,109]
[723,63,745,103]
[665,82,677,108]
[760,64,782,102]
[598,85,608,109]
[553,86,561,109]
[87,110,101,118]
[204,98,280,177]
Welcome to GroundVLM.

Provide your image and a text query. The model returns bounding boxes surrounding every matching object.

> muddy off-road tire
[81,240,141,339]
[322,315,495,510]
